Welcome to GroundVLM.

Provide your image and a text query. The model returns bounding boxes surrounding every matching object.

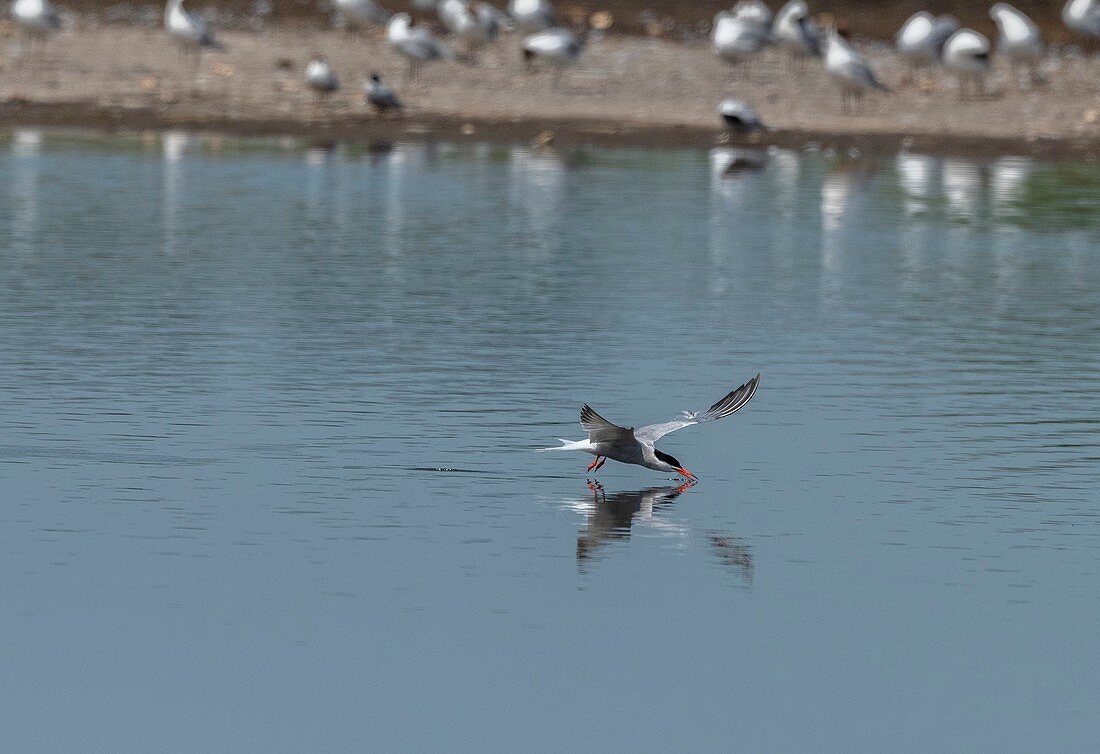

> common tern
[540,374,760,479]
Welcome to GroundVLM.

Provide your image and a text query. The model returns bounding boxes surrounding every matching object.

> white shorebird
[1063,0,1100,41]
[363,72,402,112]
[712,11,771,72]
[509,0,554,33]
[165,0,223,69]
[522,26,583,89]
[439,0,501,53]
[895,11,958,84]
[305,54,339,98]
[12,0,62,38]
[823,27,889,110]
[773,0,820,69]
[732,0,773,31]
[941,28,991,98]
[387,12,450,82]
[333,0,390,30]
[990,3,1043,86]
[539,375,760,479]
[11,0,61,66]
[718,98,765,133]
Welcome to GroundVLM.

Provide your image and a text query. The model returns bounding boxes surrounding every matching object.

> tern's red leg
[586,456,603,472]
[593,457,607,471]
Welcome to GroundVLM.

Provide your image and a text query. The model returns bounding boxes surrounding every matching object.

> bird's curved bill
[677,467,697,481]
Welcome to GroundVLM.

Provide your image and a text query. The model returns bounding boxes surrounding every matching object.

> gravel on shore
[1,23,1099,156]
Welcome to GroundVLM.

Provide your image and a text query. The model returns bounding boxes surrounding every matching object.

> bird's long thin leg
[593,457,607,471]
[586,456,603,472]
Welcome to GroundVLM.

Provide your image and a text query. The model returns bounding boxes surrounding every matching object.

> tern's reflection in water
[572,482,754,583]
[706,533,754,584]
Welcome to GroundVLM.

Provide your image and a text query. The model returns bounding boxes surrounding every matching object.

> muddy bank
[1,26,1098,156]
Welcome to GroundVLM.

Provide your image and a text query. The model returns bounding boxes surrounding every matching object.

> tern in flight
[540,374,760,479]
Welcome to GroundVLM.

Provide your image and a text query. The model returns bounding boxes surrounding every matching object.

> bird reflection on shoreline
[568,481,753,583]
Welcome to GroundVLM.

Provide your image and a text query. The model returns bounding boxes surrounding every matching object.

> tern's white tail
[536,439,590,452]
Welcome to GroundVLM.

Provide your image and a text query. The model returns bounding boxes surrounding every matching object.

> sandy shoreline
[2,24,1099,156]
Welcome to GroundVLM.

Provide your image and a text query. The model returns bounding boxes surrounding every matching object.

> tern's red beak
[677,467,697,481]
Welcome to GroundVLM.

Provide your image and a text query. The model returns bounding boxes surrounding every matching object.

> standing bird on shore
[941,29,991,98]
[773,0,821,70]
[509,0,554,33]
[12,0,62,45]
[165,0,223,75]
[333,0,390,30]
[1063,0,1100,41]
[439,0,501,55]
[363,72,403,112]
[538,374,761,480]
[387,12,450,82]
[712,10,771,74]
[823,26,889,111]
[990,3,1043,87]
[895,11,958,85]
[305,54,339,100]
[522,26,583,90]
[718,98,765,134]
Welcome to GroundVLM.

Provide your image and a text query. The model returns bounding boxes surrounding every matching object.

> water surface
[1,130,1099,750]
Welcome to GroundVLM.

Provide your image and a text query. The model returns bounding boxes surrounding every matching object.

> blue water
[1,129,1098,750]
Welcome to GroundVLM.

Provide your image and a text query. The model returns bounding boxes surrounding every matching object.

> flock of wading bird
[6,0,1100,129]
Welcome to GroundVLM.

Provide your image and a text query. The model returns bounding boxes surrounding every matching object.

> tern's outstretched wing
[633,374,760,444]
[580,404,635,444]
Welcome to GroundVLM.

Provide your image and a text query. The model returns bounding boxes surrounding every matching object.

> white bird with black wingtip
[941,28,992,98]
[522,25,583,90]
[539,375,761,479]
[823,26,890,111]
[718,99,765,134]
[387,12,451,82]
[990,3,1043,86]
[774,0,821,69]
[712,9,771,71]
[895,11,958,84]
[439,0,501,54]
[165,0,223,55]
